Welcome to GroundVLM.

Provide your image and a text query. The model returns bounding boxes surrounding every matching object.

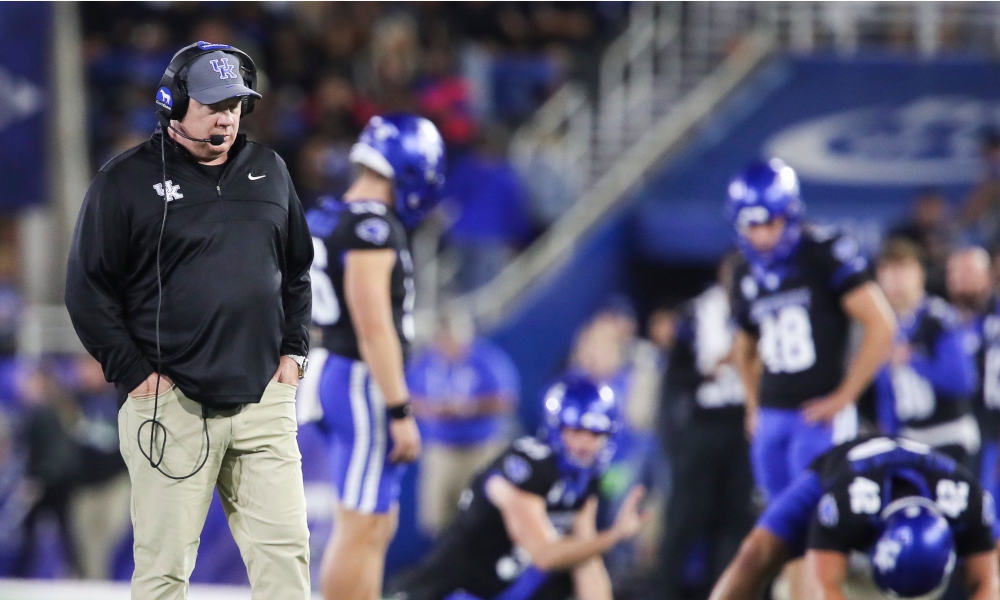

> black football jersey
[807,436,996,557]
[732,226,872,409]
[306,198,413,361]
[399,436,600,600]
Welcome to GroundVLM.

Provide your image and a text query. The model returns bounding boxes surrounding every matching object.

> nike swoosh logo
[248,173,266,181]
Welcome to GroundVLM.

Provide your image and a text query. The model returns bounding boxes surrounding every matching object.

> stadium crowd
[81,1,627,292]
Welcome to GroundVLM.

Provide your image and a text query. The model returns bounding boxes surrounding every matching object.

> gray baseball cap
[185,51,261,106]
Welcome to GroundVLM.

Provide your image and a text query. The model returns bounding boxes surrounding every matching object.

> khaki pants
[418,441,505,535]
[119,381,310,600]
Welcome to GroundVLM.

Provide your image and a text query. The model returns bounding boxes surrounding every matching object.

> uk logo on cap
[211,58,239,80]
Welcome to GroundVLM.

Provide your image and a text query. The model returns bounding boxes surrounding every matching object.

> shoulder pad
[807,224,840,243]
[830,236,861,263]
[501,454,534,485]
[355,217,391,245]
[306,199,344,239]
[512,436,553,461]
[348,201,388,216]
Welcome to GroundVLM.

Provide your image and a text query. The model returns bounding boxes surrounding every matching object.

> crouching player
[708,436,1000,600]
[391,375,647,600]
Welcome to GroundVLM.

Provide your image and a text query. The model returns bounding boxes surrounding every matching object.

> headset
[141,42,259,481]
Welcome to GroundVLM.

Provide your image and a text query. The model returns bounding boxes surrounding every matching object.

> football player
[390,375,647,600]
[875,239,978,465]
[728,159,896,501]
[708,436,1000,600]
[947,247,1000,507]
[305,114,446,600]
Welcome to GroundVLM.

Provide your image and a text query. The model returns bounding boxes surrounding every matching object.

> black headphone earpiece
[155,40,258,124]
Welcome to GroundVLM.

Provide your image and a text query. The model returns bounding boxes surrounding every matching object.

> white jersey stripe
[359,373,387,513]
[343,361,371,509]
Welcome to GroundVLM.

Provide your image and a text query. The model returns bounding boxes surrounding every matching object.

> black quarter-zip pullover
[66,129,313,406]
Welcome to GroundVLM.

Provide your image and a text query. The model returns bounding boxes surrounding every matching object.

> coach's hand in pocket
[272,356,300,386]
[131,372,174,399]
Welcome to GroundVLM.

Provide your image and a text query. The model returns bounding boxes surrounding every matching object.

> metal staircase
[462,1,1000,327]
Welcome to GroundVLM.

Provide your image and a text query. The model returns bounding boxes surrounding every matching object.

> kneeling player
[708,436,999,600]
[392,375,647,600]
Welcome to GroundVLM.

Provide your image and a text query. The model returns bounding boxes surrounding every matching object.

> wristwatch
[288,355,308,379]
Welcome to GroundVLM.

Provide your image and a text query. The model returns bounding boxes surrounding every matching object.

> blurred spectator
[570,312,626,386]
[407,310,519,536]
[961,129,1000,247]
[416,42,478,148]
[68,355,130,580]
[946,247,1000,511]
[0,407,28,576]
[875,239,979,466]
[647,307,678,354]
[948,246,994,323]
[0,221,22,360]
[366,14,421,112]
[657,255,751,600]
[14,363,81,578]
[889,187,956,297]
[296,134,356,208]
[442,128,533,292]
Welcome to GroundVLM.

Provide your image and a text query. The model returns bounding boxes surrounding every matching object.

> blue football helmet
[871,497,956,598]
[542,373,620,481]
[349,113,447,227]
[726,158,804,267]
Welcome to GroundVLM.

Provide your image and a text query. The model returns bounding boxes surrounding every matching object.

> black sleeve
[498,439,559,497]
[952,482,998,557]
[807,488,875,554]
[730,272,758,336]
[279,159,313,357]
[816,234,872,299]
[333,206,400,251]
[65,171,154,393]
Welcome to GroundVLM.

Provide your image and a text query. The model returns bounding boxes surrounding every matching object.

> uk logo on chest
[153,180,184,203]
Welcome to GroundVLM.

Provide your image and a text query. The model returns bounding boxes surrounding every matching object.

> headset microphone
[155,113,225,146]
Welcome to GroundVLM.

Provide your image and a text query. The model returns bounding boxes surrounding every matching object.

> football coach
[65,42,313,599]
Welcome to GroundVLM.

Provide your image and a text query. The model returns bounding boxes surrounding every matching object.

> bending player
[391,375,647,600]
[708,435,1000,600]
[306,114,446,600]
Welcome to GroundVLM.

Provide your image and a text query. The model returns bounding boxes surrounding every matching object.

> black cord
[135,129,210,481]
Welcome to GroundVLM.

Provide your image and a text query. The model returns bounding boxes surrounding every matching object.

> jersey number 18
[759,305,817,374]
